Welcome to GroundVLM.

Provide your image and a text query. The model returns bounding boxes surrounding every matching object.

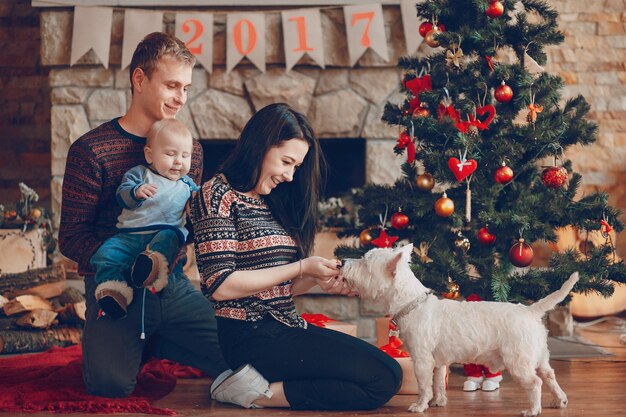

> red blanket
[0,345,203,415]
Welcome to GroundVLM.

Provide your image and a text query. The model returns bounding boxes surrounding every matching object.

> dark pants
[217,316,402,410]
[83,269,229,397]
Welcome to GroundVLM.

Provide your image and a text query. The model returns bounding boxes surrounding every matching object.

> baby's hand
[135,184,158,199]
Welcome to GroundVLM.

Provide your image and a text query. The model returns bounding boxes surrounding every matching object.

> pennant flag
[343,3,389,66]
[400,0,425,55]
[226,13,265,73]
[71,6,112,68]
[281,8,325,72]
[121,10,163,70]
[176,13,214,73]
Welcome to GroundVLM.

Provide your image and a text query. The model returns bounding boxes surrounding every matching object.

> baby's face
[145,131,193,181]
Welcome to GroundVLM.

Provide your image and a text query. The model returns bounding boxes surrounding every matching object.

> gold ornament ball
[359,228,374,246]
[416,173,435,191]
[424,27,441,48]
[435,193,454,217]
[442,281,460,299]
[454,236,471,252]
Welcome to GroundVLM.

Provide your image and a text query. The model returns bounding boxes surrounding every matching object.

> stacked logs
[0,264,83,354]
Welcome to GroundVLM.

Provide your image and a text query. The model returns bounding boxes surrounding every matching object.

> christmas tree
[336,0,626,303]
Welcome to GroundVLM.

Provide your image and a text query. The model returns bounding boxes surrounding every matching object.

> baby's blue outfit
[91,165,199,285]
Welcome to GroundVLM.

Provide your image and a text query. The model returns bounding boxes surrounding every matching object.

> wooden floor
[6,322,626,417]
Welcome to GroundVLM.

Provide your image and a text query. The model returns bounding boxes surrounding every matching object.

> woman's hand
[316,275,355,296]
[301,256,340,281]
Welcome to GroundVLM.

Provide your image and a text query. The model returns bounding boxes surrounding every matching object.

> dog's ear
[386,252,403,278]
[399,243,413,260]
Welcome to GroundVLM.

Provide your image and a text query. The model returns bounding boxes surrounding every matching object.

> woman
[190,103,402,410]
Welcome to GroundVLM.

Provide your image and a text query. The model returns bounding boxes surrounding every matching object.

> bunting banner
[176,13,214,73]
[281,8,325,72]
[70,6,112,68]
[121,10,163,70]
[65,3,546,76]
[343,3,389,66]
[226,13,266,73]
[400,0,424,55]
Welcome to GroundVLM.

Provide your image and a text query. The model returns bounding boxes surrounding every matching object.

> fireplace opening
[201,138,365,198]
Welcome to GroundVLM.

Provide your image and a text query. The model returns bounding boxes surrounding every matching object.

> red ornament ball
[486,0,505,18]
[509,239,534,267]
[541,166,568,188]
[477,227,497,245]
[494,163,514,184]
[495,81,513,103]
[418,21,433,37]
[391,211,410,230]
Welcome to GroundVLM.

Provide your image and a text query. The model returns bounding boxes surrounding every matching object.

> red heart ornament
[448,157,478,182]
[475,104,496,128]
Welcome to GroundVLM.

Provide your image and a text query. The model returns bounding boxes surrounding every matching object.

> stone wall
[30,0,626,338]
[0,0,51,205]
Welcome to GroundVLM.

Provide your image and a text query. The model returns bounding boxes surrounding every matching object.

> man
[59,32,247,399]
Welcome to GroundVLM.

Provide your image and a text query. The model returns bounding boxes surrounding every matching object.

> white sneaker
[211,364,273,408]
[481,375,503,392]
[463,376,484,391]
[210,369,234,395]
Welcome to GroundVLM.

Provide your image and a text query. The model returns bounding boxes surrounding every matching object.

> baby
[90,119,198,320]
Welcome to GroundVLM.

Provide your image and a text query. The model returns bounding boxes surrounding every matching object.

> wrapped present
[376,316,447,395]
[301,313,357,337]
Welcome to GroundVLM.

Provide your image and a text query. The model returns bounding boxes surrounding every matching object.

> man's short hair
[129,32,196,94]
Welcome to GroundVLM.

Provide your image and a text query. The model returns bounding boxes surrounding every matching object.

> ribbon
[380,321,409,358]
[301,313,335,327]
[404,74,432,113]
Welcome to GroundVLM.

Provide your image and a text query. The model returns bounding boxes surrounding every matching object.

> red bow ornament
[396,132,416,164]
[404,75,432,113]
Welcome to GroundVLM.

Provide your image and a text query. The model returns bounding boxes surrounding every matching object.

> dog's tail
[529,272,579,316]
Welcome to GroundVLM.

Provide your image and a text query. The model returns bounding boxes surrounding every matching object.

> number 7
[351,11,375,48]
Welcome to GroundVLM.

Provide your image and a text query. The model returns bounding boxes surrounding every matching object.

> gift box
[376,316,447,395]
[301,313,357,337]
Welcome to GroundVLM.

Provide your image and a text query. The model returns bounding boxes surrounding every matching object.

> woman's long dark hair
[220,103,325,257]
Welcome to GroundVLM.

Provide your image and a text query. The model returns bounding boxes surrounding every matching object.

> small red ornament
[418,21,433,37]
[494,81,513,103]
[413,103,431,118]
[391,210,410,230]
[509,238,534,267]
[494,162,514,184]
[541,166,568,188]
[477,227,497,245]
[448,157,478,182]
[371,229,399,248]
[486,0,505,18]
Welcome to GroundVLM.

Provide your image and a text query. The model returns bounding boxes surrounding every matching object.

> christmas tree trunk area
[336,0,626,304]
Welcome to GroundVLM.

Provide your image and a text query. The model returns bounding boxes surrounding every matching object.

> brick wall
[0,0,51,206]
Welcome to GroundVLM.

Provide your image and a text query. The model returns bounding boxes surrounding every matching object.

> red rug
[0,345,204,415]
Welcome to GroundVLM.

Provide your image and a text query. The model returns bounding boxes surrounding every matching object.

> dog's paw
[429,395,447,407]
[550,396,567,409]
[408,402,428,413]
[520,408,541,417]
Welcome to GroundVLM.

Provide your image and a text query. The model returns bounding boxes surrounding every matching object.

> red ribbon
[380,321,410,358]
[301,313,335,327]
[404,75,432,113]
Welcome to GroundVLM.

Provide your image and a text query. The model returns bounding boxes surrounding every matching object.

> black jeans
[82,270,229,397]
[217,316,402,410]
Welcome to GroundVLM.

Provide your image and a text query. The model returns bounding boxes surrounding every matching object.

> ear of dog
[386,244,414,278]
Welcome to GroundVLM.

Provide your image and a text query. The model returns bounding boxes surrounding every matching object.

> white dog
[341,244,578,416]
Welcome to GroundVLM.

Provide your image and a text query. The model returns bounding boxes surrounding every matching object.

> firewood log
[15,309,59,329]
[0,264,66,299]
[52,287,86,324]
[3,294,53,316]
[0,327,82,354]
